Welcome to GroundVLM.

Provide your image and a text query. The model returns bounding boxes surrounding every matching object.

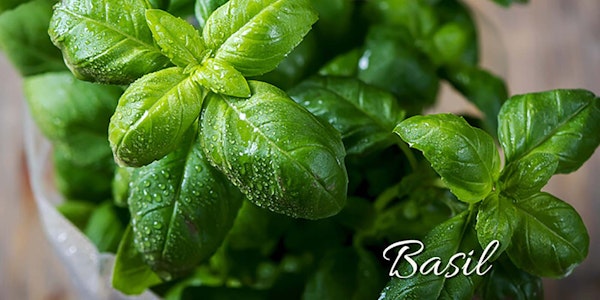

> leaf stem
[395,136,418,171]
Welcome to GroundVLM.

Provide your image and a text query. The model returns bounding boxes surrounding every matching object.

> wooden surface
[1,1,598,299]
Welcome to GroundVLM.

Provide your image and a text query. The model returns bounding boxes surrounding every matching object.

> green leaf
[498,89,600,173]
[475,192,515,258]
[0,0,30,13]
[395,114,500,203]
[442,65,508,135]
[194,0,228,29]
[302,248,386,300]
[53,144,115,202]
[49,0,171,84]
[145,9,206,67]
[289,76,405,155]
[380,211,483,299]
[192,58,250,97]
[109,67,207,167]
[429,0,479,66]
[0,0,66,76]
[24,71,121,143]
[24,71,119,201]
[57,200,96,230]
[364,0,439,38]
[84,201,126,253]
[318,48,361,77]
[202,0,318,76]
[479,255,543,300]
[500,152,558,198]
[128,127,243,278]
[357,26,440,112]
[113,225,162,295]
[506,192,589,278]
[112,166,132,208]
[200,81,348,219]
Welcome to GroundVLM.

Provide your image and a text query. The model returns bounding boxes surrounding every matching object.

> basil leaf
[113,225,162,295]
[24,71,121,143]
[83,201,126,253]
[109,67,207,167]
[479,255,543,300]
[442,65,508,135]
[289,76,405,155]
[0,0,66,76]
[506,192,589,278]
[364,0,439,39]
[475,192,515,258]
[201,81,348,219]
[0,0,30,13]
[500,152,558,198]
[57,200,96,230]
[146,9,205,67]
[128,127,243,278]
[194,0,228,29]
[498,89,600,173]
[192,58,250,97]
[319,48,361,77]
[49,0,171,84]
[203,0,318,76]
[225,200,292,251]
[256,31,319,90]
[381,211,482,299]
[113,166,132,207]
[302,248,385,300]
[395,114,500,203]
[53,144,115,202]
[430,0,479,66]
[358,26,440,112]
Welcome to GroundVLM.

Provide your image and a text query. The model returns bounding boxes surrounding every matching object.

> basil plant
[1,0,598,298]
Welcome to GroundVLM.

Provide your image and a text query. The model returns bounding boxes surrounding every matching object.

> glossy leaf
[442,65,508,135]
[479,255,543,300]
[203,0,318,76]
[194,0,228,29]
[380,211,483,299]
[200,81,348,219]
[395,114,500,203]
[146,9,205,67]
[302,248,385,300]
[0,0,66,75]
[192,58,250,97]
[500,152,558,198]
[498,89,600,173]
[476,192,515,258]
[113,225,162,295]
[430,0,479,66]
[128,127,243,278]
[49,0,171,84]
[289,76,405,155]
[109,67,207,167]
[506,192,589,278]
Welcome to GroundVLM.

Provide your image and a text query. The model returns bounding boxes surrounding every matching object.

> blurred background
[1,0,598,299]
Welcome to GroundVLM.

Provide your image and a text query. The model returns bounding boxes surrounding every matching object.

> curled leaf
[109,67,207,167]
[49,0,171,84]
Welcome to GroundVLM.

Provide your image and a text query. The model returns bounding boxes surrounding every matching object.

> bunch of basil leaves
[1,0,598,299]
